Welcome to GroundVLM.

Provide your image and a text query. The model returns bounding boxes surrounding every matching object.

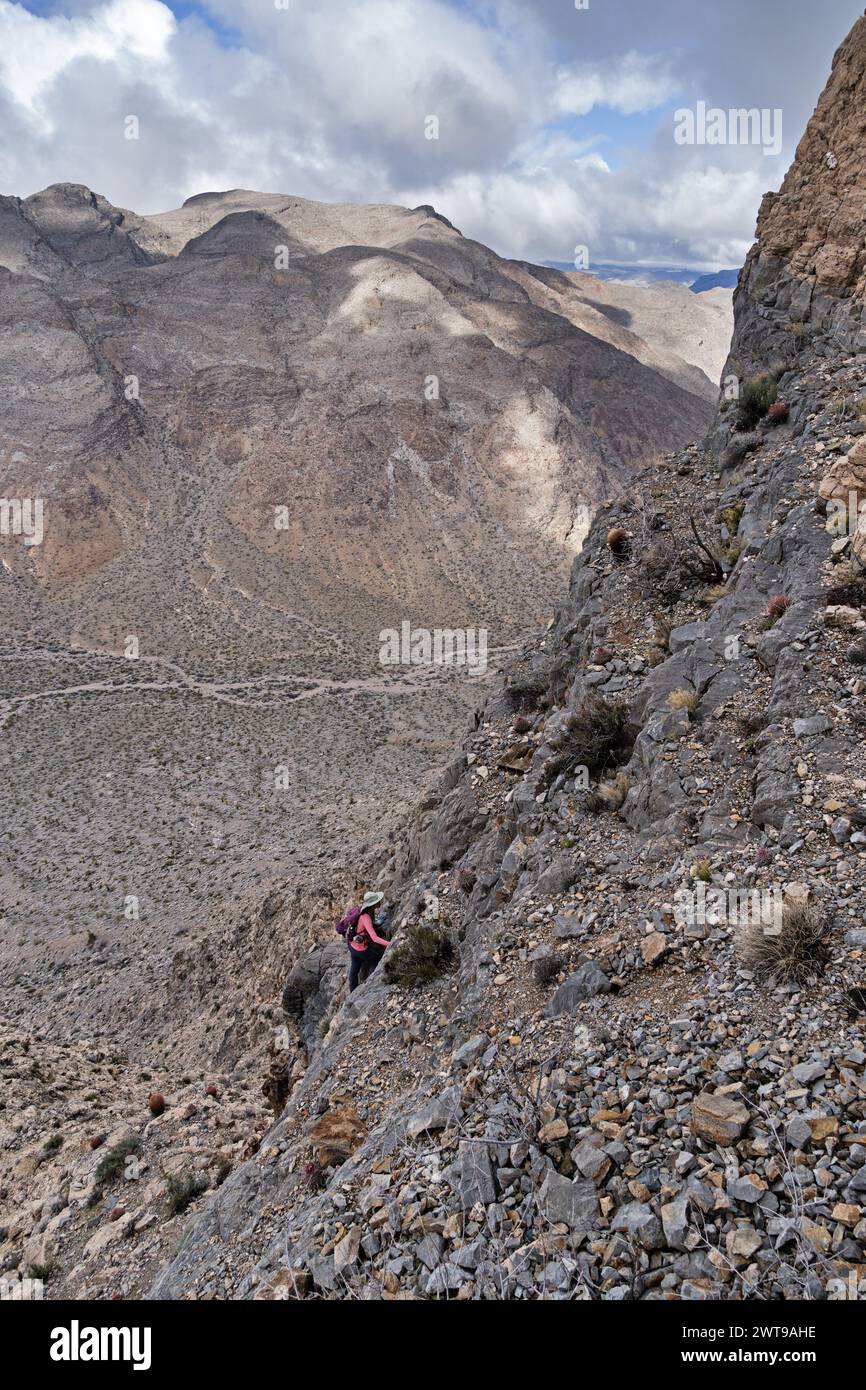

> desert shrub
[547,692,630,777]
[667,687,700,716]
[43,1132,63,1155]
[847,638,866,665]
[643,536,686,600]
[737,900,830,985]
[90,1135,141,1202]
[508,666,551,711]
[722,536,744,568]
[165,1170,208,1215]
[586,771,630,814]
[383,923,454,987]
[692,859,713,883]
[720,501,745,534]
[785,321,807,338]
[721,431,761,470]
[533,955,560,988]
[643,518,730,600]
[737,374,777,429]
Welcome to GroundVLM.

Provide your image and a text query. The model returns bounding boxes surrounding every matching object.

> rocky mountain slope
[3,13,865,1307]
[143,335,866,1301]
[0,184,717,622]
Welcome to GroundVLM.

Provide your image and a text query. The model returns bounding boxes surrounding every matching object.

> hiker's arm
[366,921,390,947]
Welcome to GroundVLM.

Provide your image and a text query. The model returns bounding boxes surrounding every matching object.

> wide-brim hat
[361,891,385,909]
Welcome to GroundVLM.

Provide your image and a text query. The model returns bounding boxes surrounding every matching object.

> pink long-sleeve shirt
[348,912,389,953]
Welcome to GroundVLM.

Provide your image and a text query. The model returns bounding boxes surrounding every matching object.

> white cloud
[0,0,856,266]
[0,0,174,118]
[553,51,679,117]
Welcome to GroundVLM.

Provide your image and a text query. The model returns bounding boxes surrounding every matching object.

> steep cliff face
[135,19,866,1305]
[724,13,866,375]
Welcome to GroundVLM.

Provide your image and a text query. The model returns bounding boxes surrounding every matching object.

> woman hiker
[347,891,390,992]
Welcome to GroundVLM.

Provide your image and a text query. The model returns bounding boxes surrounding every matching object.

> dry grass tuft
[667,687,700,716]
[737,900,830,985]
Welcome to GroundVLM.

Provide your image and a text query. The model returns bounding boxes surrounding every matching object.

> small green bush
[165,1170,208,1215]
[383,923,454,987]
[720,501,745,535]
[90,1134,141,1202]
[737,374,777,429]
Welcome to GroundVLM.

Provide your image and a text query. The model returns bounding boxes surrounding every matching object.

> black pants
[348,945,383,992]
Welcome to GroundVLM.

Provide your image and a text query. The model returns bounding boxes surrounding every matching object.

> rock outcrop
[723,13,866,375]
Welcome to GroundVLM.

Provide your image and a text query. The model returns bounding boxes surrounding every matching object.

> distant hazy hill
[689,269,740,293]
[544,259,739,293]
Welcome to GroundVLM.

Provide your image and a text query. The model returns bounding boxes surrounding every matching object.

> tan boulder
[254,1268,311,1300]
[691,1091,750,1146]
[22,1228,55,1273]
[818,437,866,503]
[309,1102,367,1167]
[641,932,669,966]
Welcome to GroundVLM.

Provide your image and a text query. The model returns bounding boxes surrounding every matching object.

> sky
[0,0,862,269]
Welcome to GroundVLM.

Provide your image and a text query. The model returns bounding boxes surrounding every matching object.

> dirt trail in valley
[0,643,521,720]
